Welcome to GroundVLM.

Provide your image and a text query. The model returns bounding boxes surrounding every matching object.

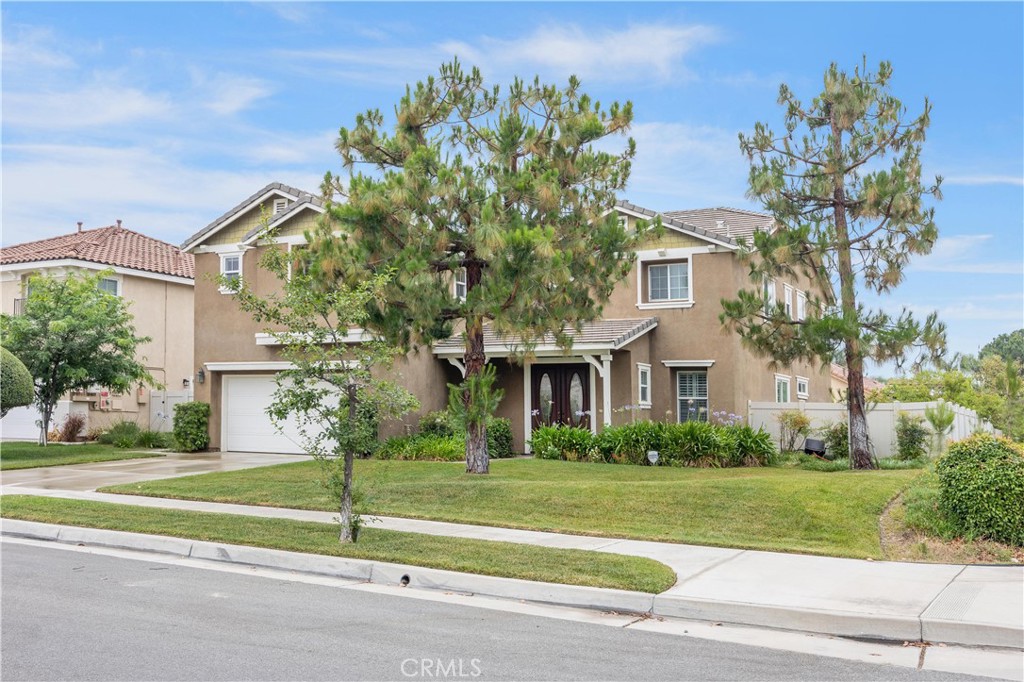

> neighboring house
[0,222,195,438]
[183,184,831,454]
[829,363,886,402]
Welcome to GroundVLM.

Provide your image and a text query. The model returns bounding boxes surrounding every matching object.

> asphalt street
[0,542,990,682]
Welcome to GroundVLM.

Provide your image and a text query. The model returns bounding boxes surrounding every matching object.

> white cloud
[943,174,1023,187]
[3,82,173,129]
[189,69,274,116]
[1,25,76,71]
[618,121,750,209]
[910,234,1023,275]
[439,23,720,83]
[1,144,323,247]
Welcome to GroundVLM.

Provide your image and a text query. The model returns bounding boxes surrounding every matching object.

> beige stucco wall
[0,264,194,433]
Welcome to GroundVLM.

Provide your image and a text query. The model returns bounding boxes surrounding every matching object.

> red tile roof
[0,225,194,279]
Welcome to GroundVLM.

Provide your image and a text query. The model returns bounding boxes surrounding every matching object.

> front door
[532,364,590,429]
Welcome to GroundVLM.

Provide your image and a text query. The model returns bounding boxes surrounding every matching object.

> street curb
[0,520,655,615]
[4,519,1021,650]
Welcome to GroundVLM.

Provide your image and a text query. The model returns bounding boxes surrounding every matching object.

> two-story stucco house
[183,183,830,454]
[0,222,195,438]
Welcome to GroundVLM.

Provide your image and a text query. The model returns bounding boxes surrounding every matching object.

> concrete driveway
[0,451,307,492]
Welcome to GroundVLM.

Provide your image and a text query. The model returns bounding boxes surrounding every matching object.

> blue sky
[2,2,1022,372]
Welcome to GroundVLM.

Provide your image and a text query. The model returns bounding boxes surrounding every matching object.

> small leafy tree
[924,399,955,455]
[314,60,642,474]
[721,59,946,469]
[224,238,417,543]
[776,409,811,451]
[980,329,1024,367]
[1,347,33,417]
[1,270,153,445]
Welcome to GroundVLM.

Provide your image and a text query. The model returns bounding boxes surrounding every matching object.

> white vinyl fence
[748,400,998,458]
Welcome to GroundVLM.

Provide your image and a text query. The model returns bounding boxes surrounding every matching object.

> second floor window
[98,278,119,296]
[220,254,241,291]
[796,291,807,320]
[649,262,689,302]
[454,268,467,301]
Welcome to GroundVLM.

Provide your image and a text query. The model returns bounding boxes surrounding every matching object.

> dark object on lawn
[803,438,829,459]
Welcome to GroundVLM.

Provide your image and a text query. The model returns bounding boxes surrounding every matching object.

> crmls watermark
[400,658,482,678]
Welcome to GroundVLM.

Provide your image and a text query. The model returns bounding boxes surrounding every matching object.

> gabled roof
[616,201,739,249]
[242,193,326,244]
[433,317,658,357]
[662,207,774,241]
[1,225,194,279]
[181,181,317,251]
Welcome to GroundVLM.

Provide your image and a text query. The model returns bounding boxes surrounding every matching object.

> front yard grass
[0,495,675,593]
[0,441,164,470]
[103,458,921,559]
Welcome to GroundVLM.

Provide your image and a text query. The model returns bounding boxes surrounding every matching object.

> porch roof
[432,317,658,358]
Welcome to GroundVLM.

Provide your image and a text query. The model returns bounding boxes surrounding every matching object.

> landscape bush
[56,413,87,443]
[376,434,464,461]
[936,433,1024,546]
[533,421,777,468]
[0,347,33,417]
[172,402,210,452]
[818,420,849,460]
[776,410,812,451]
[486,417,514,459]
[418,410,457,437]
[97,420,142,446]
[895,412,930,461]
[137,430,172,449]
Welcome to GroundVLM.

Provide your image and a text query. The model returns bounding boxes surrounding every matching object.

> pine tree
[721,59,946,469]
[314,60,639,473]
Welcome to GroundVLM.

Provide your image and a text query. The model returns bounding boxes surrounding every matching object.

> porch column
[601,354,612,428]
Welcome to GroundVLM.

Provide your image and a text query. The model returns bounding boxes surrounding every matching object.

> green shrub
[895,412,930,461]
[137,430,172,449]
[1,347,34,417]
[776,410,811,451]
[594,421,665,465]
[662,420,727,467]
[530,425,595,461]
[794,454,851,472]
[172,402,210,452]
[98,420,141,447]
[730,425,777,466]
[818,420,849,460]
[487,418,514,458]
[376,434,464,461]
[419,410,457,437]
[936,434,1024,546]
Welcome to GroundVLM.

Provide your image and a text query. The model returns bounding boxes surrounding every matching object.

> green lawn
[103,458,921,559]
[0,441,164,470]
[0,495,674,593]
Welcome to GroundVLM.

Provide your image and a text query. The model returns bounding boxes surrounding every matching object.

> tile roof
[0,225,194,279]
[661,207,774,241]
[616,201,739,247]
[830,363,886,392]
[181,181,316,250]
[433,317,658,355]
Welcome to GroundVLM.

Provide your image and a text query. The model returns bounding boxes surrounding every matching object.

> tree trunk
[38,403,52,447]
[463,315,489,474]
[338,384,358,543]
[830,113,876,470]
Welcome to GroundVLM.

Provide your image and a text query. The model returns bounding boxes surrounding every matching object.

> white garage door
[222,375,321,454]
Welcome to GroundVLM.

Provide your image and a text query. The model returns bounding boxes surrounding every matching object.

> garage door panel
[223,375,314,454]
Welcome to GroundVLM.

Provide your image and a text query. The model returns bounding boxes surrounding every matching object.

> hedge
[173,401,211,452]
[1,347,33,417]
[936,433,1024,546]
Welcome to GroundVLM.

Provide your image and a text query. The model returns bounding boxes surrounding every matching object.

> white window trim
[796,375,809,400]
[453,268,467,301]
[784,284,794,319]
[636,247,698,310]
[796,290,807,321]
[764,278,777,313]
[637,362,652,408]
[775,374,791,403]
[219,252,243,294]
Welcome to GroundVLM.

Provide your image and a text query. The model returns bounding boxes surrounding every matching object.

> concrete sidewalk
[2,485,1021,650]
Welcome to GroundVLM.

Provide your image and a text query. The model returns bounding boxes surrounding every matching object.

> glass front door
[531,364,590,429]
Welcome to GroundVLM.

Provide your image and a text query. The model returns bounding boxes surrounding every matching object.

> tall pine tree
[313,61,640,473]
[721,59,946,469]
